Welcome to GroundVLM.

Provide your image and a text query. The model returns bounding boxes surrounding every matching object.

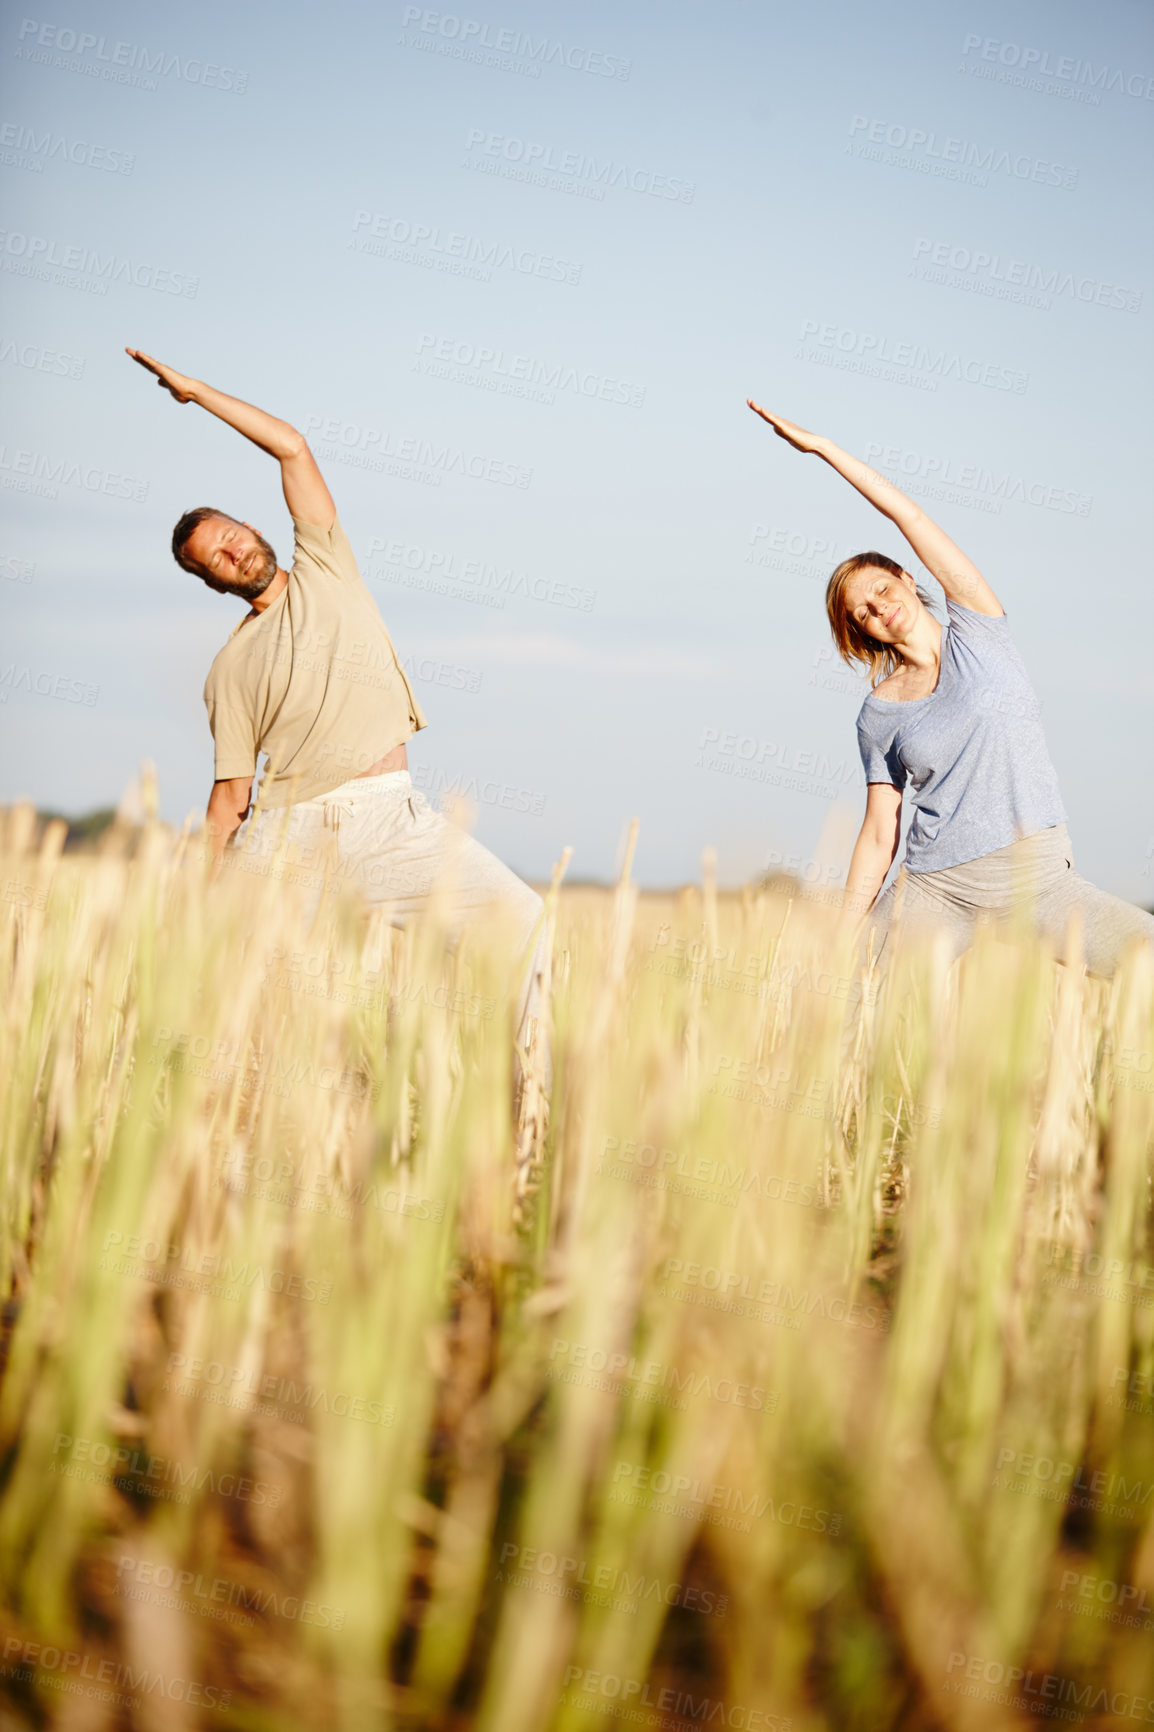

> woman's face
[843,566,919,644]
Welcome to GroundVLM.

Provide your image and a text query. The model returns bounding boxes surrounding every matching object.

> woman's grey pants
[861,822,1154,982]
[226,771,549,1049]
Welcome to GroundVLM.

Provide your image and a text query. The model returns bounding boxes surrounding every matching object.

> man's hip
[229,770,541,933]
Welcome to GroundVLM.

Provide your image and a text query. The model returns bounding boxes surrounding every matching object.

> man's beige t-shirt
[202,514,427,809]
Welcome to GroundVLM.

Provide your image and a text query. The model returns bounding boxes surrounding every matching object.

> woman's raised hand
[746,400,825,455]
[125,347,197,403]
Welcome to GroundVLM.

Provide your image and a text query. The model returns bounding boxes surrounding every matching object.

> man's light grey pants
[227,771,548,1045]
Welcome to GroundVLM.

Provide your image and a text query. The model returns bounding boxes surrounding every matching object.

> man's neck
[247,567,289,616]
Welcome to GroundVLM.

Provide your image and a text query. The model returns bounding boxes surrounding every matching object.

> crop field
[0,799,1152,1732]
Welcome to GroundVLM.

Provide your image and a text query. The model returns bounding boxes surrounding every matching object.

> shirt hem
[251,726,425,810]
[903,814,1068,875]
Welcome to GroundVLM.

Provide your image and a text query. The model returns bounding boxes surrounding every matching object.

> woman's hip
[902,823,1072,913]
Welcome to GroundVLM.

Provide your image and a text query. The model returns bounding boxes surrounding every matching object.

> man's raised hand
[746,400,825,456]
[125,348,197,404]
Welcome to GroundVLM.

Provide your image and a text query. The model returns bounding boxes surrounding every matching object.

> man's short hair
[171,506,234,578]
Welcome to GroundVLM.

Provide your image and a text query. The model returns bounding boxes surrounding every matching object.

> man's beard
[209,531,279,600]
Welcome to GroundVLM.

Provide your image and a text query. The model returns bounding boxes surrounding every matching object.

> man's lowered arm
[204,775,253,877]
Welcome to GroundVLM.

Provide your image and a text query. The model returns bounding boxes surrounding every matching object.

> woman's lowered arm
[842,781,903,919]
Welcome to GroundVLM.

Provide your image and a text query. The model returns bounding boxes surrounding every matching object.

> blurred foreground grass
[0,801,1152,1732]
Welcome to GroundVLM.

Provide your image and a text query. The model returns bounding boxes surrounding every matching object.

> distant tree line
[36,808,120,850]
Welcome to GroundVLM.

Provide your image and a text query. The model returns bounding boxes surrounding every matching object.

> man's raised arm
[125,348,335,529]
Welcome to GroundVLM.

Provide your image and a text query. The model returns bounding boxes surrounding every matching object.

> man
[126,347,547,1046]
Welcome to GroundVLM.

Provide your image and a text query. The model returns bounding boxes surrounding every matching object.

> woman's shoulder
[945,595,1009,631]
[856,681,901,732]
[860,669,914,710]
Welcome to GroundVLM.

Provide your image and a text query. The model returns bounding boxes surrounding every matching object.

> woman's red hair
[825,551,937,689]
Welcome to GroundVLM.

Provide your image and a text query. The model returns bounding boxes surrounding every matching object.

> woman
[747,399,1154,976]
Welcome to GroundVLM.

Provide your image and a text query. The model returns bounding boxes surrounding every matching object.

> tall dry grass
[0,797,1152,1732]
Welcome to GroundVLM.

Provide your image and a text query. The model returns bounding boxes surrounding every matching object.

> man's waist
[307,769,412,802]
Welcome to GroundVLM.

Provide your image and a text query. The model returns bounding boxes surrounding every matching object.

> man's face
[184,515,279,600]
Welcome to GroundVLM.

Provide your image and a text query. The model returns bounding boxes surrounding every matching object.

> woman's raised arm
[747,401,1004,617]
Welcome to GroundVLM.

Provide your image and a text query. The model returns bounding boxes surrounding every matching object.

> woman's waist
[905,821,1071,893]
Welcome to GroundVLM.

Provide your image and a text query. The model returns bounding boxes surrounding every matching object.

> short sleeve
[945,597,1011,639]
[291,513,364,587]
[205,698,257,781]
[856,710,907,790]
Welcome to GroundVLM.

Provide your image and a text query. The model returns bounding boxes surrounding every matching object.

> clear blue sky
[2,0,1151,895]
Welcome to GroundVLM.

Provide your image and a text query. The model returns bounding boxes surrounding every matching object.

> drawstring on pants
[322,797,355,834]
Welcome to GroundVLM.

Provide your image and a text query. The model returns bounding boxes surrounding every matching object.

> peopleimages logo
[960,34,1154,100]
[0,337,85,378]
[0,121,134,174]
[365,537,596,613]
[863,442,1092,517]
[414,332,645,408]
[847,115,1078,188]
[496,1541,728,1616]
[0,445,148,503]
[0,1639,232,1713]
[0,665,100,706]
[411,762,547,817]
[302,414,532,490]
[945,1651,1154,1721]
[0,230,198,297]
[351,210,582,285]
[399,7,631,79]
[560,1669,790,1730]
[14,19,249,91]
[911,237,1141,314]
[796,319,1028,394]
[463,129,695,202]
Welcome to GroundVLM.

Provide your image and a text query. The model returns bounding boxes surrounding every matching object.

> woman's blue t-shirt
[855,598,1066,873]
